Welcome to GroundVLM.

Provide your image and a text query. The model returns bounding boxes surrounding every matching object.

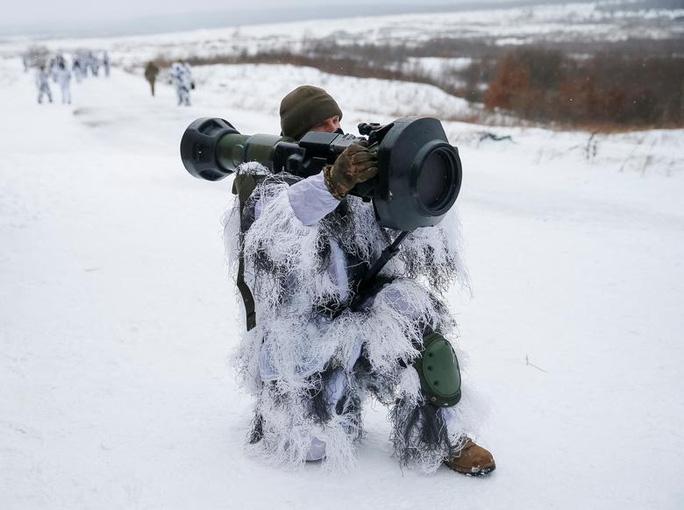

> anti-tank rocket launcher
[180,116,463,308]
[180,116,462,232]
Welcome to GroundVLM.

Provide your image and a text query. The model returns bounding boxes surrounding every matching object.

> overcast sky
[2,0,520,26]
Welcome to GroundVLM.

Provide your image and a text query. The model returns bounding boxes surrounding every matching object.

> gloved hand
[323,142,378,199]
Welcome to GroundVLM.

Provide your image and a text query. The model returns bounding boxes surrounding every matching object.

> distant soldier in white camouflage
[170,62,194,106]
[35,65,53,104]
[84,51,99,77]
[54,61,72,105]
[102,51,110,77]
[72,56,84,83]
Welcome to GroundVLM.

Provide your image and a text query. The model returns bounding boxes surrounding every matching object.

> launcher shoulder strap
[232,172,260,206]
[232,172,264,331]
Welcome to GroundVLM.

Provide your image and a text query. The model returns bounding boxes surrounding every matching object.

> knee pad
[414,331,461,407]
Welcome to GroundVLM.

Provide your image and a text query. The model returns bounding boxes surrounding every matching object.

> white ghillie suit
[34,68,52,104]
[54,66,72,104]
[223,163,481,472]
[170,63,192,106]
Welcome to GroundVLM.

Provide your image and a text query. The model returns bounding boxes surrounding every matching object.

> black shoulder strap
[231,171,306,330]
[232,173,262,331]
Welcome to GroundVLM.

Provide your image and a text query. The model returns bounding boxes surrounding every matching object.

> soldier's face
[311,115,341,134]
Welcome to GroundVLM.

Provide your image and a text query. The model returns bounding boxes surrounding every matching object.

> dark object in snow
[478,132,513,143]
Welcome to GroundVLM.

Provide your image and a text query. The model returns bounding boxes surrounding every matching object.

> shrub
[484,48,683,129]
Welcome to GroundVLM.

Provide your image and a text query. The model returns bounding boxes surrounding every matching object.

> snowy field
[1,1,682,65]
[2,15,684,510]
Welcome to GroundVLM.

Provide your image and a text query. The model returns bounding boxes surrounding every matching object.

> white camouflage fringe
[222,163,480,472]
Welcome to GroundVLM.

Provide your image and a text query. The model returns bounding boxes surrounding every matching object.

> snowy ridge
[0,1,681,64]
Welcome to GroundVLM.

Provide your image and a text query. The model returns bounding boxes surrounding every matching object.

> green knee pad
[414,331,461,407]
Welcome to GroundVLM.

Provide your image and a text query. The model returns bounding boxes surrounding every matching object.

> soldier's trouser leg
[61,86,70,104]
[389,330,464,467]
[38,85,51,104]
[180,88,190,106]
[249,365,361,464]
[305,367,359,461]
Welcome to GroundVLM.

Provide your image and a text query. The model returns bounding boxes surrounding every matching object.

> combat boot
[444,437,496,476]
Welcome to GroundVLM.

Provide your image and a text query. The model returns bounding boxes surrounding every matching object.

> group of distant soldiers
[144,60,195,106]
[24,48,110,105]
[71,50,111,82]
[23,46,195,107]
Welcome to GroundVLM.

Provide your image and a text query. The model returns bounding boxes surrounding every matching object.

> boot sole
[446,463,496,477]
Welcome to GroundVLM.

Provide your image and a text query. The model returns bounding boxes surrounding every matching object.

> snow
[1,18,684,510]
[403,57,472,84]
[0,1,681,65]
[190,63,475,123]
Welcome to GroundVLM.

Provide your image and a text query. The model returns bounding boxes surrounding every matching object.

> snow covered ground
[1,36,684,510]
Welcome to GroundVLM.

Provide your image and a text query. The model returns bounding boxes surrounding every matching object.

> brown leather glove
[323,142,378,200]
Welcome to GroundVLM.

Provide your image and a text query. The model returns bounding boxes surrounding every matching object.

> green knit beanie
[280,85,343,140]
